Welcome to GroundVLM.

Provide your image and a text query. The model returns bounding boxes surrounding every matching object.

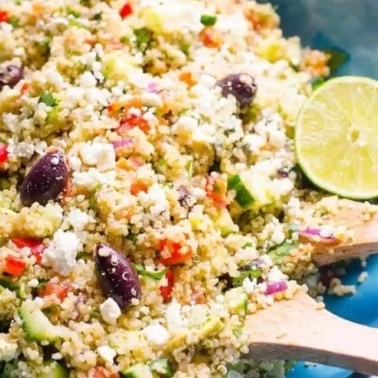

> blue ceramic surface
[256,0,378,377]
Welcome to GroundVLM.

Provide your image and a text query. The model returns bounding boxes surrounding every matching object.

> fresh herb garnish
[133,264,166,281]
[39,92,59,107]
[133,27,152,52]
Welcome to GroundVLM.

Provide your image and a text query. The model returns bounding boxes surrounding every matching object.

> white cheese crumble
[143,324,170,346]
[42,230,81,276]
[99,298,122,325]
[0,336,18,361]
[79,142,116,172]
[97,345,117,364]
[67,208,93,231]
[165,299,185,331]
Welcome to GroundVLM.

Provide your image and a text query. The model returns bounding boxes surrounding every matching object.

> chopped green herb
[133,27,152,52]
[232,325,244,338]
[67,8,81,18]
[324,47,350,74]
[200,14,217,26]
[120,35,130,44]
[39,92,59,107]
[185,159,193,178]
[126,233,138,243]
[133,264,166,281]
[242,242,253,248]
[178,39,191,56]
[92,12,102,21]
[9,16,20,28]
[38,38,52,58]
[232,267,261,287]
[68,19,84,28]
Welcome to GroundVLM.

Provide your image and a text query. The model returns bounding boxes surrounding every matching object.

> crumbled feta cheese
[242,278,256,294]
[27,279,39,288]
[73,168,116,190]
[143,324,170,346]
[0,336,18,361]
[165,299,185,331]
[42,230,81,276]
[100,298,121,325]
[68,156,82,171]
[267,266,286,283]
[67,208,93,231]
[97,345,117,364]
[140,92,163,108]
[80,142,116,172]
[15,142,35,159]
[79,71,97,88]
[139,183,170,216]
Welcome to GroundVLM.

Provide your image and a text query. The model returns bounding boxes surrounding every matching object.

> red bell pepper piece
[119,3,133,18]
[3,256,26,276]
[11,237,45,264]
[159,239,192,266]
[160,270,174,302]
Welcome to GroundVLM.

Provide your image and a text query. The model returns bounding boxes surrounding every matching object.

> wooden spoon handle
[246,291,378,375]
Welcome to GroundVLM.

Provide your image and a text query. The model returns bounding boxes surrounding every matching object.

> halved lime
[295,76,378,200]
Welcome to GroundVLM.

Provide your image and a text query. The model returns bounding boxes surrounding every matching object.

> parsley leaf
[39,92,59,107]
[133,264,166,281]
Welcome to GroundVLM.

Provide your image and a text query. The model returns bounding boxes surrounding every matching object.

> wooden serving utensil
[246,289,378,375]
[302,199,378,266]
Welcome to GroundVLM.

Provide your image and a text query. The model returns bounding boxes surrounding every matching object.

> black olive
[0,65,24,90]
[94,244,141,310]
[20,149,68,207]
[216,73,257,108]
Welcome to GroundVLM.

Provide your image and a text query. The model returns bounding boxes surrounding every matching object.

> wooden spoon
[246,288,378,375]
[301,199,378,266]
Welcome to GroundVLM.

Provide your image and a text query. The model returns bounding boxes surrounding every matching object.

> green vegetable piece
[39,92,59,107]
[133,28,152,52]
[133,264,166,281]
[228,174,255,209]
[267,241,296,264]
[148,359,174,377]
[200,14,217,26]
[121,364,154,378]
[37,361,69,378]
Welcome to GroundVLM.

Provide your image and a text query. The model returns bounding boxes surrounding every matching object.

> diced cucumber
[0,274,19,290]
[37,361,69,378]
[267,241,296,265]
[121,363,154,378]
[231,267,261,287]
[211,208,238,237]
[228,172,271,210]
[224,288,248,317]
[198,317,225,340]
[18,300,60,343]
[149,359,174,377]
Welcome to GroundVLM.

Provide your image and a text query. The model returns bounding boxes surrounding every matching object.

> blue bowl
[256,0,378,377]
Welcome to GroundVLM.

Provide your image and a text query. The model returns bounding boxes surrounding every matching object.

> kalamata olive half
[216,73,257,108]
[94,243,141,310]
[0,65,24,90]
[20,149,68,207]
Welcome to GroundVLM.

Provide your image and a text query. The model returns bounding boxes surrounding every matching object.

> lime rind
[295,76,378,200]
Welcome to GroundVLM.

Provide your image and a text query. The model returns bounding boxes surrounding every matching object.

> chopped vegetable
[11,237,45,264]
[159,270,174,302]
[120,2,133,18]
[231,266,262,286]
[265,280,288,295]
[133,264,166,281]
[39,91,59,107]
[0,143,8,164]
[200,14,217,26]
[133,28,152,52]
[130,180,149,195]
[227,174,254,209]
[148,358,174,377]
[267,241,296,265]
[93,366,119,378]
[0,10,9,23]
[39,279,70,302]
[199,27,222,48]
[206,175,228,208]
[159,239,192,266]
[116,113,150,135]
[3,256,27,276]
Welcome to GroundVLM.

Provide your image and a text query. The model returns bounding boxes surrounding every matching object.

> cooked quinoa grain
[0,0,354,377]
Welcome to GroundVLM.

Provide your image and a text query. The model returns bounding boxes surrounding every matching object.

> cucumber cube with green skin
[37,361,69,378]
[211,208,238,237]
[121,364,154,378]
[18,300,60,343]
[267,241,296,265]
[228,174,255,209]
[149,359,174,377]
[224,288,248,317]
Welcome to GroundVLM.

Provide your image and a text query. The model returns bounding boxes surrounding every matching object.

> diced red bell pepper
[119,2,133,18]
[160,270,174,303]
[0,143,8,164]
[116,113,150,135]
[130,180,149,195]
[206,176,228,208]
[11,237,45,264]
[0,11,9,23]
[159,239,192,266]
[93,366,119,378]
[3,256,26,276]
[39,279,71,302]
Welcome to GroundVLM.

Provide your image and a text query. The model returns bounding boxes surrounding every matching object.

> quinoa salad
[0,1,367,377]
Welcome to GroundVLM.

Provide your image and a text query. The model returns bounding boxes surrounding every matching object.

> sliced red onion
[147,82,158,93]
[265,280,288,295]
[300,227,335,240]
[111,139,135,150]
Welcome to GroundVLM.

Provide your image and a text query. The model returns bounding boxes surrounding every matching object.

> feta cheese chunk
[80,142,116,172]
[100,298,121,325]
[143,324,170,346]
[42,230,81,276]
[97,345,117,364]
